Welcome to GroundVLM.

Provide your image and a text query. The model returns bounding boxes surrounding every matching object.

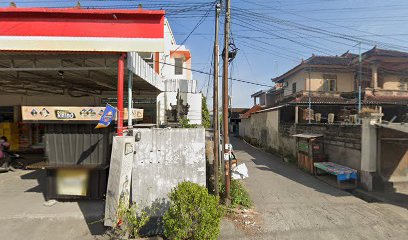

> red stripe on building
[0,8,164,39]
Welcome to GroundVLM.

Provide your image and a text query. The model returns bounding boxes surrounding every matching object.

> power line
[158,61,273,87]
[172,1,215,52]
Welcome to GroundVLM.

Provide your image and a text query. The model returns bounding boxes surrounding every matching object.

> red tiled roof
[364,47,408,58]
[289,94,408,105]
[240,105,262,119]
[364,95,408,105]
[290,95,356,105]
[230,108,249,119]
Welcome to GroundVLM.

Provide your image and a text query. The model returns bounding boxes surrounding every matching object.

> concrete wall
[281,70,355,96]
[239,107,362,169]
[239,118,251,138]
[131,128,206,215]
[307,71,355,92]
[379,128,408,179]
[283,70,306,96]
[238,109,297,157]
[382,74,403,90]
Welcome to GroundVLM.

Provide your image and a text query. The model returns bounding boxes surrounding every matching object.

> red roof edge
[0,7,165,16]
[240,105,263,119]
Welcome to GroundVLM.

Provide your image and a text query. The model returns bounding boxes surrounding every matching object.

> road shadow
[21,169,47,198]
[20,169,107,236]
[232,136,408,209]
[230,137,350,197]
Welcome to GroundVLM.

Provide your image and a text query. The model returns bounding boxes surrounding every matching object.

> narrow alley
[221,137,408,240]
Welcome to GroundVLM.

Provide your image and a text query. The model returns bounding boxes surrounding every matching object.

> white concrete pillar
[371,64,378,89]
[295,106,299,124]
[360,118,377,191]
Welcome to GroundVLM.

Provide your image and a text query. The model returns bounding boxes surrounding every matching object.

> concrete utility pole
[308,65,311,124]
[223,0,231,204]
[358,42,362,118]
[213,1,221,196]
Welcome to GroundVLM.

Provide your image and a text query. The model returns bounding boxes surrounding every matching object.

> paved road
[0,170,105,240]
[221,137,408,240]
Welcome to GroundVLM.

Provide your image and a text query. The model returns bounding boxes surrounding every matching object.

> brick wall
[279,123,362,169]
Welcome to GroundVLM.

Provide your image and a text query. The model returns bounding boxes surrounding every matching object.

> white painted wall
[159,19,192,81]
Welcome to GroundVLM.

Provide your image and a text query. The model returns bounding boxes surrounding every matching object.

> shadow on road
[20,169,106,236]
[230,136,350,197]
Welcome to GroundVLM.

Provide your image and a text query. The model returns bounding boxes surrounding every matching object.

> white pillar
[360,117,377,191]
[295,106,299,124]
[371,64,378,89]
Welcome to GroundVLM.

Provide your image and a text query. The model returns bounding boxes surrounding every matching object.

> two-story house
[251,47,408,123]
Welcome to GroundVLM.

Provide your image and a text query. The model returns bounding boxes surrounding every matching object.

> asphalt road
[220,137,408,240]
[1,137,407,240]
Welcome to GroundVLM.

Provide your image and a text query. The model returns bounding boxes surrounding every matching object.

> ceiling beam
[0,66,112,71]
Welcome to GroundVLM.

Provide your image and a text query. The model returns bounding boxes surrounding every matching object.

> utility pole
[213,1,221,196]
[358,42,362,120]
[223,0,231,204]
[308,65,311,124]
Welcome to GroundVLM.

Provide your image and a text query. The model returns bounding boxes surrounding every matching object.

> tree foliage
[201,95,211,129]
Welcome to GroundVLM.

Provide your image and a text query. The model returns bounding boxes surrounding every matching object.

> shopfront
[0,7,165,199]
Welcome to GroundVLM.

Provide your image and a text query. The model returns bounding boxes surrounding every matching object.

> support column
[360,117,377,191]
[371,64,378,89]
[295,106,299,124]
[117,53,126,136]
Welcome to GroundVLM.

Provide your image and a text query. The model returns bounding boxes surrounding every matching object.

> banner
[21,106,143,122]
[95,104,117,129]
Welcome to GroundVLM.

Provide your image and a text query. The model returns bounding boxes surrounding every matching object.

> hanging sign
[95,104,117,129]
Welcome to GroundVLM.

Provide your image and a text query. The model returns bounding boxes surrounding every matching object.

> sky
[2,0,408,108]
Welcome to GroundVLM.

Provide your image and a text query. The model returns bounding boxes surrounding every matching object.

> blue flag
[95,104,117,129]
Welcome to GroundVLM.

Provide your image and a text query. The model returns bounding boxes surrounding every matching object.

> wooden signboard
[21,106,143,122]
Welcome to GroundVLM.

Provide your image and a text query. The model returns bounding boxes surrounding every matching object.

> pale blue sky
[2,0,408,107]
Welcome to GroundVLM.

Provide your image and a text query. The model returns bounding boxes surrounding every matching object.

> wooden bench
[314,162,358,187]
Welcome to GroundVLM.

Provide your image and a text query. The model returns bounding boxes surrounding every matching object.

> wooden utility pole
[223,0,231,203]
[213,1,221,196]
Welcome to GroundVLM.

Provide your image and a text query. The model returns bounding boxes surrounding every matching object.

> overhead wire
[158,61,273,88]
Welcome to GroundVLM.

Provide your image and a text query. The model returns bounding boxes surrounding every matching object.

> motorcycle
[0,151,26,172]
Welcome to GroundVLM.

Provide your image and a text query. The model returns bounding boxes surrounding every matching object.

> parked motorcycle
[0,151,26,172]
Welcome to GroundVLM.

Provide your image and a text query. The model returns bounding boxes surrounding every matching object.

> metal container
[44,124,113,166]
[43,124,113,200]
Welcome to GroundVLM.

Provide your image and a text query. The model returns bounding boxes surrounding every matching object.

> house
[250,47,408,123]
[228,108,249,134]
[240,47,408,192]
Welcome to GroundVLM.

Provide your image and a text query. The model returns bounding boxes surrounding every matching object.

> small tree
[202,95,211,129]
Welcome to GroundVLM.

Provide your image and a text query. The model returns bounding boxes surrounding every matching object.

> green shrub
[220,179,252,209]
[179,117,198,128]
[163,181,224,240]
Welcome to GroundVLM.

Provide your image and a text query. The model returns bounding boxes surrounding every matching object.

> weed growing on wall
[112,200,150,239]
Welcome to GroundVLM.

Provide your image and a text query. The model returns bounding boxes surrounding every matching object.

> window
[323,74,337,91]
[292,82,297,94]
[174,58,183,75]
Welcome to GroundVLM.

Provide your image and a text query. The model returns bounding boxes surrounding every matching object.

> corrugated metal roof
[292,133,323,139]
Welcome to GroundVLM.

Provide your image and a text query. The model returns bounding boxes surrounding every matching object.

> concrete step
[383,176,408,194]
